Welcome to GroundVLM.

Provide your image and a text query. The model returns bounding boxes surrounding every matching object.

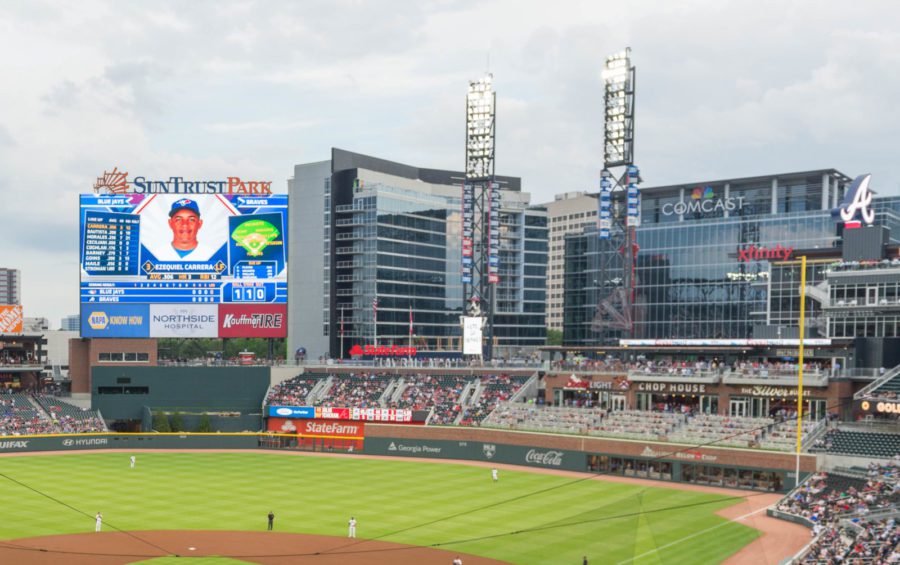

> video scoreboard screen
[79,193,288,338]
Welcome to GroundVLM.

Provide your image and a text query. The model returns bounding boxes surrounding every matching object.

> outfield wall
[362,424,817,493]
[0,425,816,493]
[0,434,259,453]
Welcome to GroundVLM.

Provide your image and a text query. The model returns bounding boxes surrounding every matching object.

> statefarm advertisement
[267,418,365,438]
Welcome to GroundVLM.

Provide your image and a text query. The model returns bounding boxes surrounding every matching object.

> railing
[800,417,828,451]
[854,363,900,399]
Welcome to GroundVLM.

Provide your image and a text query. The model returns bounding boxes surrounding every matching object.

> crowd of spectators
[0,393,106,435]
[264,371,532,426]
[0,395,56,435]
[315,373,393,408]
[778,464,900,524]
[385,374,470,425]
[551,356,832,379]
[0,351,38,365]
[459,375,530,426]
[34,395,107,433]
[776,462,900,564]
[267,376,323,406]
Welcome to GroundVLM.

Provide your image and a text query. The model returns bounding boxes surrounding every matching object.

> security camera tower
[462,75,497,360]
[593,48,640,341]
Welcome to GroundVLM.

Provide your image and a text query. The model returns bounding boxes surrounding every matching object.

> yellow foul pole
[795,255,807,487]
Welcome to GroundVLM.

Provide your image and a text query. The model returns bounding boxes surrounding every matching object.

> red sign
[318,407,351,420]
[315,406,413,423]
[738,244,793,262]
[348,344,417,357]
[266,418,364,437]
[218,304,286,337]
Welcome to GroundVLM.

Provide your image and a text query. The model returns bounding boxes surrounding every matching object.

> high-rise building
[60,315,80,332]
[0,268,21,305]
[562,169,886,345]
[540,192,599,332]
[288,149,547,360]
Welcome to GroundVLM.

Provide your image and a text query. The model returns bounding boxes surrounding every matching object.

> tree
[197,413,212,433]
[170,411,184,433]
[546,329,563,346]
[153,411,170,432]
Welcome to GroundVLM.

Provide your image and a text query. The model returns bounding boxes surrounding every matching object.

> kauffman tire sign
[218,304,286,338]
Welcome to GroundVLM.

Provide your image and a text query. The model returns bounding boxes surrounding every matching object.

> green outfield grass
[0,452,759,564]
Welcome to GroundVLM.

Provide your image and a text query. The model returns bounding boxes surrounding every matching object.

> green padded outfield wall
[91,366,272,420]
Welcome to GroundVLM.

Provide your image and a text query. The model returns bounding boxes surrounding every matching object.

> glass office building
[562,169,882,345]
[290,149,547,358]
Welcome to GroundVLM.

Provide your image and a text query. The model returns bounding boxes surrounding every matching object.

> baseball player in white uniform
[491,468,498,482]
[95,512,102,532]
[130,455,136,468]
[348,516,357,538]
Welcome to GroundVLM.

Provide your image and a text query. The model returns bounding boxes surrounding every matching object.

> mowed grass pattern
[0,452,759,564]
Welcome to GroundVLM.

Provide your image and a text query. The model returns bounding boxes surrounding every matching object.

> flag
[372,298,378,313]
[408,305,413,335]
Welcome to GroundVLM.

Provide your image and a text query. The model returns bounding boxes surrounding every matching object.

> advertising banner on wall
[218,304,286,338]
[81,304,150,338]
[268,406,315,419]
[266,418,365,437]
[463,316,484,355]
[149,304,218,337]
[0,305,23,334]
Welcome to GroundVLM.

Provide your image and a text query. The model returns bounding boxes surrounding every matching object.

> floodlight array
[466,75,495,180]
[603,49,634,168]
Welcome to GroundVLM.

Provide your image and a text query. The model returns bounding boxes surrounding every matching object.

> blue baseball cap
[169,198,201,217]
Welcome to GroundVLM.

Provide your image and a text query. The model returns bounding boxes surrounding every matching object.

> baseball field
[0,451,769,564]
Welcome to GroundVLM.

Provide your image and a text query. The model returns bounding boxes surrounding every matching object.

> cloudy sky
[1,0,898,326]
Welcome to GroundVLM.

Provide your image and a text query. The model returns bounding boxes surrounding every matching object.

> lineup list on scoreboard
[82,212,141,276]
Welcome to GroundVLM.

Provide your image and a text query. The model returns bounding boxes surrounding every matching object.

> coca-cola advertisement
[218,304,286,337]
[524,449,565,467]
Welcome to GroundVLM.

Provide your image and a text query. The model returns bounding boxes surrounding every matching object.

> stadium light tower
[593,48,640,342]
[462,74,497,360]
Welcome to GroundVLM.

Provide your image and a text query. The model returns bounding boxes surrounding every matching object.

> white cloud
[0,0,899,324]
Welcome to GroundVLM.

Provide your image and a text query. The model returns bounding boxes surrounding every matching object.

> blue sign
[81,303,150,338]
[268,406,315,419]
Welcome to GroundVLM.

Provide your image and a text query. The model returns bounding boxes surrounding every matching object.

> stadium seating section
[775,463,900,563]
[0,393,106,435]
[266,372,530,426]
[811,429,900,459]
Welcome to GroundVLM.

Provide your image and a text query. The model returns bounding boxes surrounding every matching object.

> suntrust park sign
[93,167,272,195]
